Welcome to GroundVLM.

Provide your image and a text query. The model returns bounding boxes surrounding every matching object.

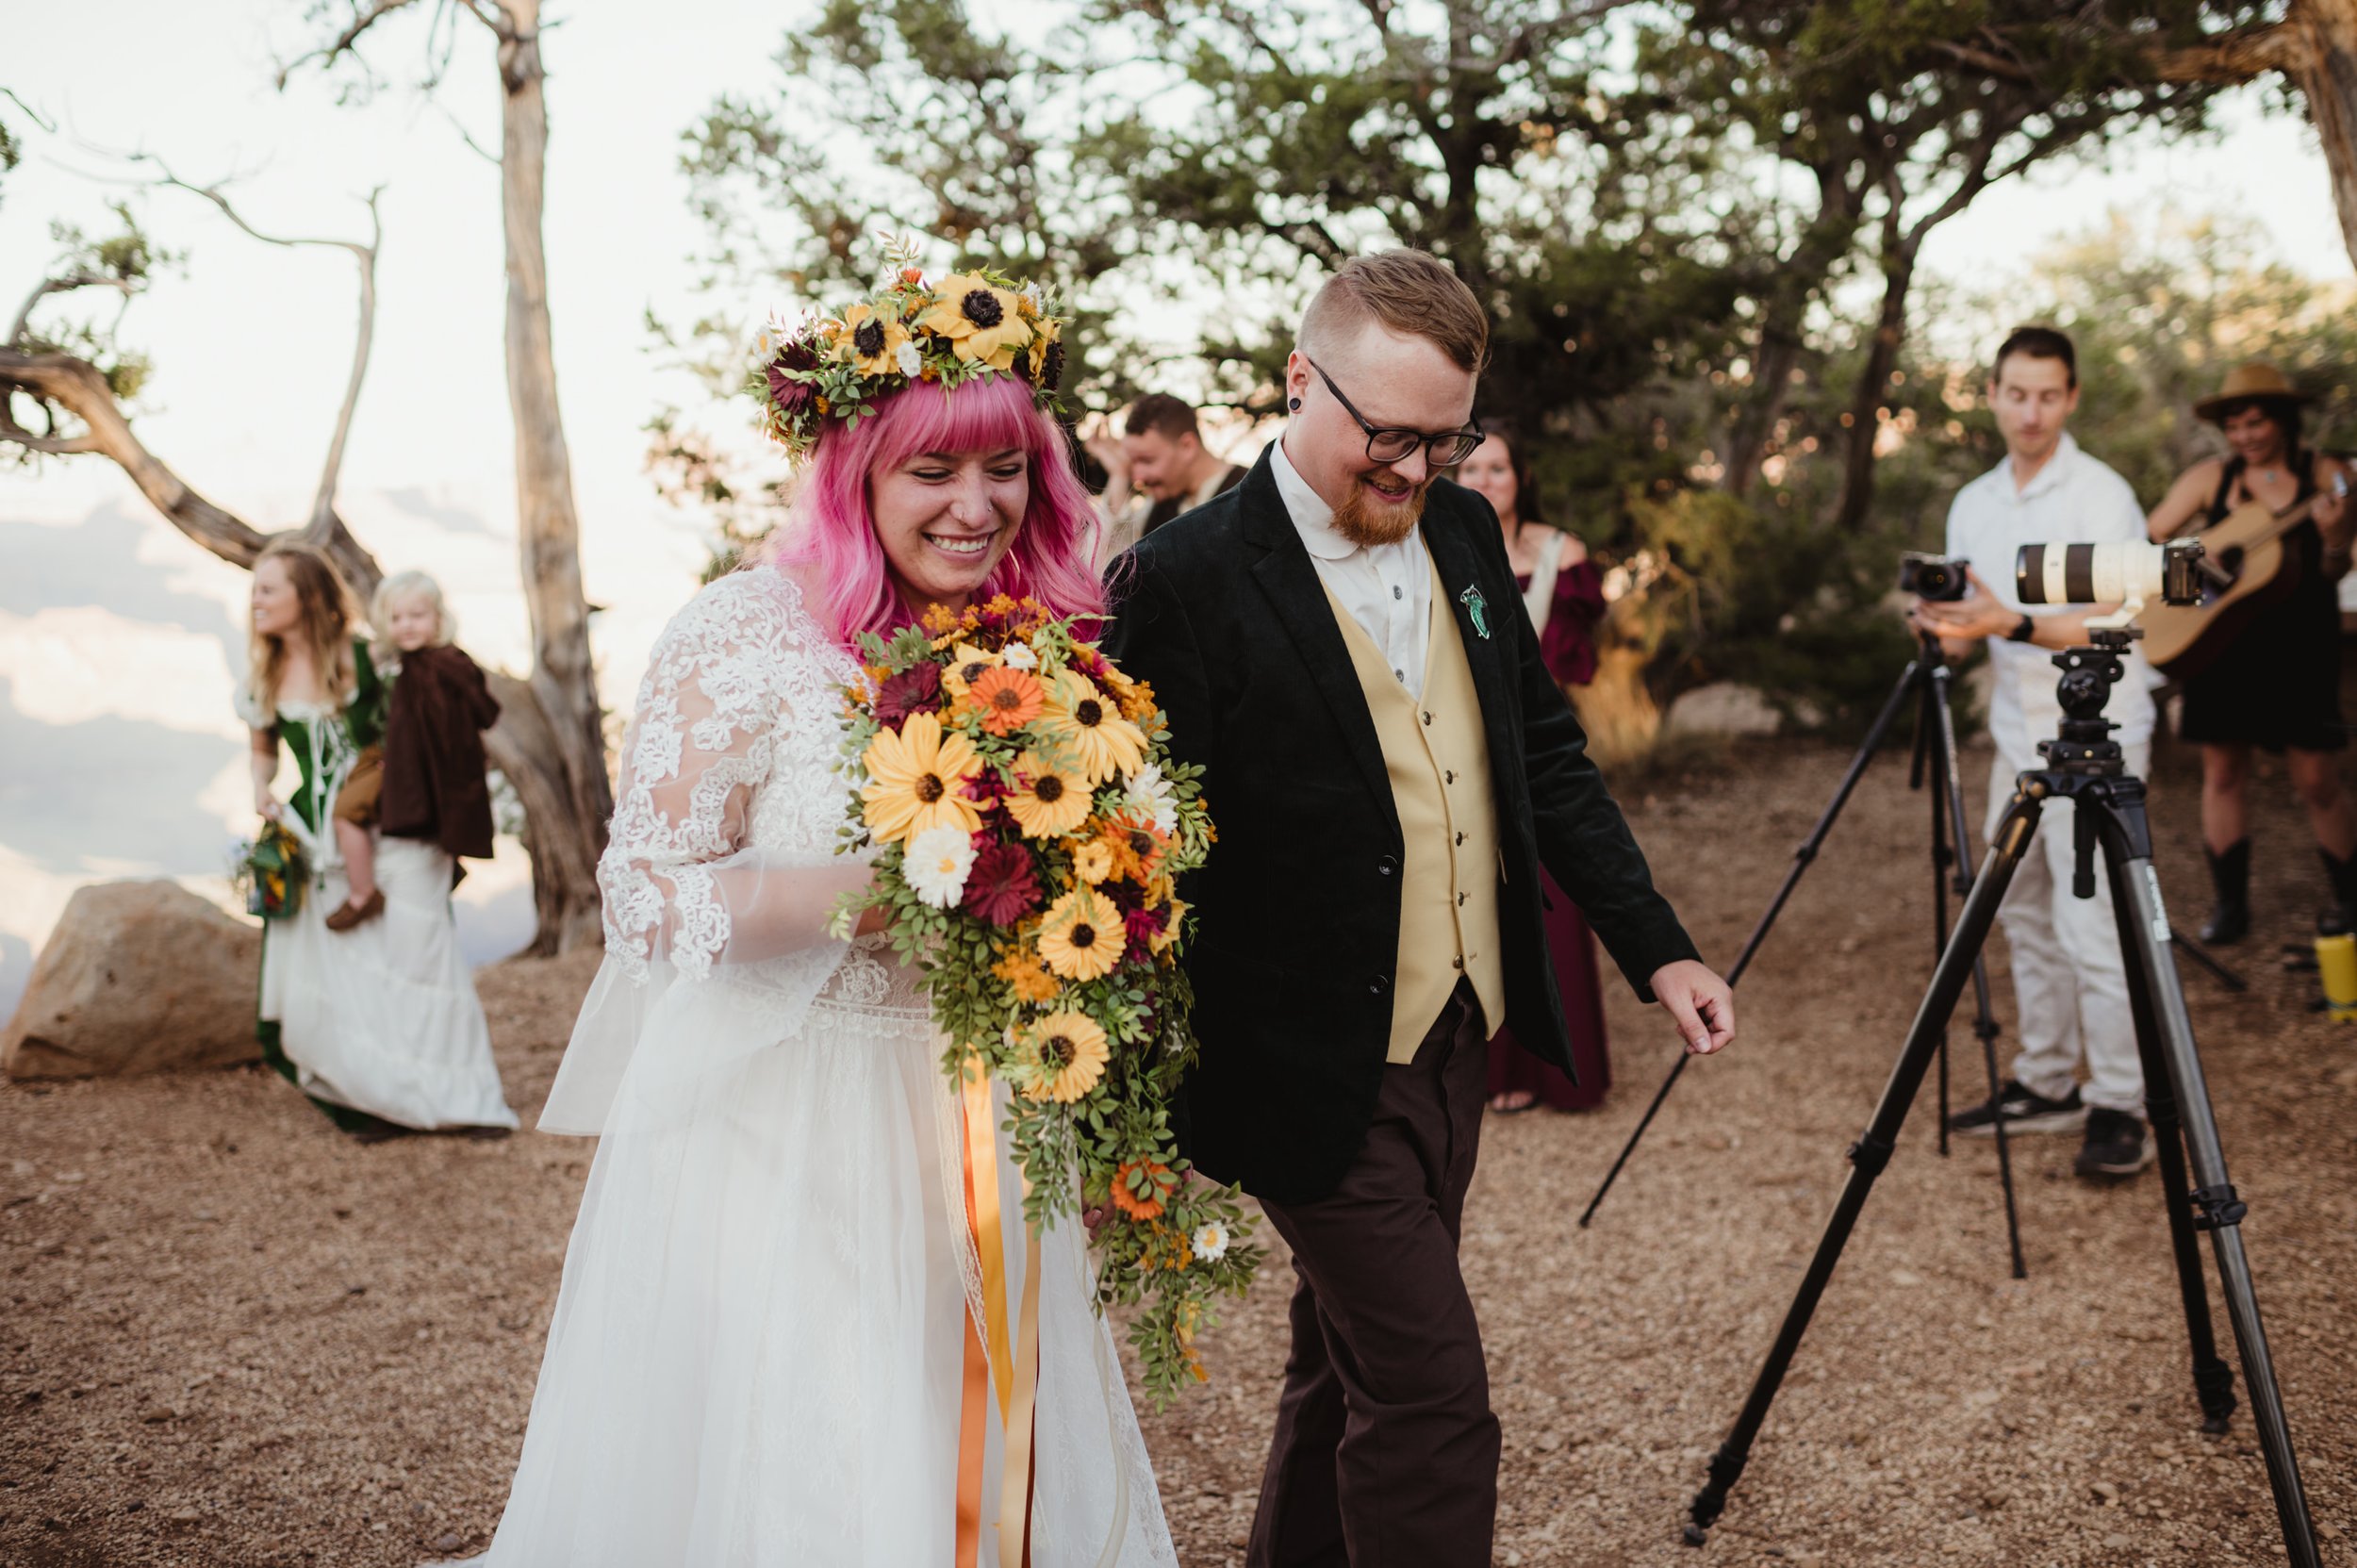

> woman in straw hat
[2147,360,2355,943]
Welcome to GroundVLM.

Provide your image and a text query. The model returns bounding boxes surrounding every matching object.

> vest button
[1422,711,1433,726]
[1455,832,1465,846]
[1368,975,1391,996]
[1458,892,1467,906]
[1377,855,1398,877]
[1451,956,1465,971]
[1444,768,1457,784]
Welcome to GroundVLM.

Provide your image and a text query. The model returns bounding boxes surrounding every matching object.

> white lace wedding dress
[465,566,1173,1567]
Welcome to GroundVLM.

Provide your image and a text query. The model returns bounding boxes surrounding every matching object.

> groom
[1104,249,1734,1567]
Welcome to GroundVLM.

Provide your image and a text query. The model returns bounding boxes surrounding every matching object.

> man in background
[1912,324,2158,1180]
[1088,392,1246,566]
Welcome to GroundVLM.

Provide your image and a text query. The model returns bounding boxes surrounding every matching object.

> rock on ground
[3,881,263,1081]
[2,739,2354,1566]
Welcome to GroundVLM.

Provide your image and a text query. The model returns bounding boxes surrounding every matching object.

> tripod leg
[2100,811,2320,1566]
[1925,695,1952,1156]
[1929,665,2027,1279]
[1580,660,1926,1229]
[1686,791,2044,1544]
[2115,907,2237,1430]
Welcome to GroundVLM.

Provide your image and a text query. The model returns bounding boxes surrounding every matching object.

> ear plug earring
[1289,397,1302,411]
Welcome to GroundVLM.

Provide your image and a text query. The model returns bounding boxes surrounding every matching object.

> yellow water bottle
[2316,932,2357,1024]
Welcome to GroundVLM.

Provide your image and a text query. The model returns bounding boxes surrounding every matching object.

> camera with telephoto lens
[1899,553,1971,602]
[2014,537,2205,609]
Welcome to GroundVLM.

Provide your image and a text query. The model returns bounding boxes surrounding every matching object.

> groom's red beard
[1330,470,1435,548]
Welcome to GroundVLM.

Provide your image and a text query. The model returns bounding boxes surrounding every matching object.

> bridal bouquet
[834,594,1260,1404]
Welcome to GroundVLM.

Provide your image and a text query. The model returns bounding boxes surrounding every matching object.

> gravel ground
[5,735,2353,1567]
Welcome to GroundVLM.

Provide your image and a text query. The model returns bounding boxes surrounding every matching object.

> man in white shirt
[1086,393,1246,567]
[1913,325,2158,1180]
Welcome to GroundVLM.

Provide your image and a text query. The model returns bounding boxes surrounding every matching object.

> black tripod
[1582,635,2029,1279]
[1683,629,2318,1565]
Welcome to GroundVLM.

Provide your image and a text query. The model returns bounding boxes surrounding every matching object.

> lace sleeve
[599,570,871,982]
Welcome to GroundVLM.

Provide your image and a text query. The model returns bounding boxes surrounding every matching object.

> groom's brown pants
[1245,984,1499,1568]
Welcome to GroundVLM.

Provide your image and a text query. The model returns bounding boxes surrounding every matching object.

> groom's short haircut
[1299,250,1490,376]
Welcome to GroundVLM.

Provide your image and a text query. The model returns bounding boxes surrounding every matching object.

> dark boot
[2200,840,2251,946]
[2318,849,2357,936]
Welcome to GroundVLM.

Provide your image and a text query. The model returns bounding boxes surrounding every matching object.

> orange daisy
[1110,1159,1176,1221]
[968,665,1046,735]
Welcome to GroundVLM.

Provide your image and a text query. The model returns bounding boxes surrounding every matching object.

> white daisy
[753,322,781,360]
[1190,1222,1228,1263]
[902,823,977,908]
[896,339,925,379]
[1002,641,1039,671]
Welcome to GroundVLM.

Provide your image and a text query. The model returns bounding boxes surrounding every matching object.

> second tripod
[1581,635,2027,1278]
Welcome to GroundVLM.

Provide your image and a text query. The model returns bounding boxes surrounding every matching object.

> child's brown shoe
[324,888,386,933]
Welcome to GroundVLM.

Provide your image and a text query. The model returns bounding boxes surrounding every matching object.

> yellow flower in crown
[1038,670,1148,785]
[1015,1011,1111,1103]
[1005,750,1094,840]
[919,272,1035,369]
[834,300,915,377]
[861,711,984,843]
[1038,884,1123,981]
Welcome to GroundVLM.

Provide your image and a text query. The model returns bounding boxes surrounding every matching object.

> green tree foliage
[663,1,2310,750]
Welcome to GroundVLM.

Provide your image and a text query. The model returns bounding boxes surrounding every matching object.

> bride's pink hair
[771,374,1105,646]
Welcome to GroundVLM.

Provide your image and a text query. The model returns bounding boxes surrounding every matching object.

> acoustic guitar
[2141,470,2352,677]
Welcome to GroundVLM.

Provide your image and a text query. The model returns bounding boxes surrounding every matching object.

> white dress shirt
[1272,434,1434,699]
[1944,432,2157,763]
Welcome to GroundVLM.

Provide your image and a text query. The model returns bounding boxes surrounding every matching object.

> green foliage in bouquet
[832,593,1260,1406]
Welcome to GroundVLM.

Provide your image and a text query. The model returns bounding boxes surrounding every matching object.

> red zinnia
[962,840,1043,927]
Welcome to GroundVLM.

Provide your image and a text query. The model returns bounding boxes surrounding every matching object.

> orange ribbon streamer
[953,1057,1042,1567]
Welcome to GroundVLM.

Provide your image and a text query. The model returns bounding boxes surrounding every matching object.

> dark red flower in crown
[874,661,945,727]
[765,338,820,417]
[963,841,1043,928]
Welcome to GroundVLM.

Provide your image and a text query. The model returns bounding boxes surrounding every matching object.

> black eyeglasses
[1305,358,1485,469]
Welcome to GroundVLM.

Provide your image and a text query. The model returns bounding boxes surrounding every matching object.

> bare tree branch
[0,348,273,564]
[273,0,428,89]
[8,270,130,351]
[0,88,58,134]
[140,160,384,529]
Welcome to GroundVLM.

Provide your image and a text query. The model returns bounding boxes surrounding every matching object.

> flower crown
[752,238,1068,462]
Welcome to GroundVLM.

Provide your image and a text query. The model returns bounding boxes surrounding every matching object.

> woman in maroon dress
[1460,424,1612,1112]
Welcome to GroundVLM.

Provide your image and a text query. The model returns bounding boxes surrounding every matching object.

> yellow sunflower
[861,710,983,844]
[1037,670,1148,785]
[1005,750,1094,840]
[1015,1011,1111,1103]
[1038,885,1123,981]
[835,301,914,376]
[918,272,1034,369]
[938,641,1003,700]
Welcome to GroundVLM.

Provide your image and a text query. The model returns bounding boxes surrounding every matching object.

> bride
[464,266,1174,1565]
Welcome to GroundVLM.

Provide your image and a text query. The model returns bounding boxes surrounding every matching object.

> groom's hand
[1650,960,1735,1055]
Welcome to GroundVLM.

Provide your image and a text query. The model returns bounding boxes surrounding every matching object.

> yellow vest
[1322,554,1507,1063]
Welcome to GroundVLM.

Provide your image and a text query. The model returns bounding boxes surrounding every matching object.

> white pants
[1982,744,2151,1116]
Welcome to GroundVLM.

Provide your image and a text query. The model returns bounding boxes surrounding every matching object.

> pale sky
[3,2,2350,1010]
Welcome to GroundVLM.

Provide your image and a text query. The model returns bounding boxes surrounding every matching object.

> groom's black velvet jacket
[1103,450,1700,1205]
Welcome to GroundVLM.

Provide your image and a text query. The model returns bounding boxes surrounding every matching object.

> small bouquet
[231,820,306,920]
[835,594,1260,1405]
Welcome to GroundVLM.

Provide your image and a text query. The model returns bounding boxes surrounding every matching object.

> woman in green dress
[239,539,515,1138]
